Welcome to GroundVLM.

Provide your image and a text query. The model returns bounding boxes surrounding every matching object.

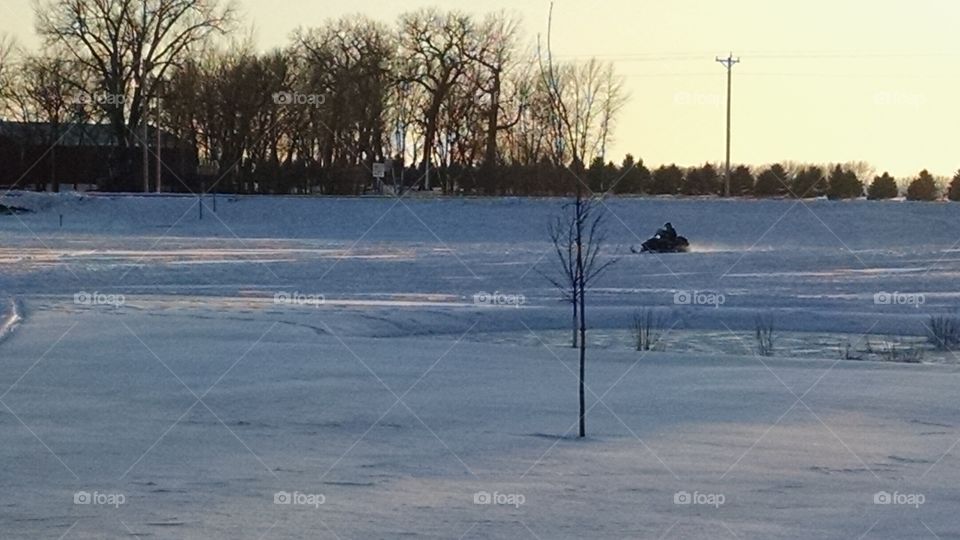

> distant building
[0,121,197,192]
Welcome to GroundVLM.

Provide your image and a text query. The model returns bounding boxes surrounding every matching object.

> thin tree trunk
[575,194,586,438]
[571,296,578,348]
[483,72,501,169]
[579,284,586,437]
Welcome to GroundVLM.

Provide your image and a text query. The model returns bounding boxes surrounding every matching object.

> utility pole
[142,92,149,193]
[155,94,162,193]
[716,52,739,197]
[141,1,150,193]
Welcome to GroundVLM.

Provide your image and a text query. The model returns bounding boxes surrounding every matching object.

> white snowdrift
[2,192,960,538]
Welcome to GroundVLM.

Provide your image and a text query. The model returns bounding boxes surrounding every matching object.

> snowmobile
[632,225,690,254]
[636,234,690,253]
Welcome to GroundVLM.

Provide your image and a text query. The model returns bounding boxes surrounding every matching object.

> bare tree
[755,314,776,357]
[536,5,625,169]
[544,211,579,347]
[502,61,551,167]
[466,11,524,170]
[542,194,616,437]
[295,16,394,169]
[8,52,92,191]
[35,0,236,150]
[385,77,416,193]
[166,43,293,193]
[634,309,665,351]
[928,314,960,351]
[7,7,636,196]
[535,5,568,167]
[538,2,619,437]
[594,61,627,161]
[0,34,17,115]
[397,8,472,187]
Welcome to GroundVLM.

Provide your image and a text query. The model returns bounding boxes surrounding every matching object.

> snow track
[0,298,21,344]
[3,193,960,538]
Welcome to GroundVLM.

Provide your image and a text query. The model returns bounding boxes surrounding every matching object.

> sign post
[197,160,219,219]
[372,162,386,194]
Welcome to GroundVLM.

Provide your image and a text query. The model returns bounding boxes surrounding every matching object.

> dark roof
[0,121,180,148]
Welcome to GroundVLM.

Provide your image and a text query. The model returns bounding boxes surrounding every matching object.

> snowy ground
[2,192,960,539]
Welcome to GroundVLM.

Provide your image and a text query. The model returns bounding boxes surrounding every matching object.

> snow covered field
[2,192,960,539]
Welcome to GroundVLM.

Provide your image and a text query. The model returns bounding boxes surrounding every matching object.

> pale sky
[3,0,959,178]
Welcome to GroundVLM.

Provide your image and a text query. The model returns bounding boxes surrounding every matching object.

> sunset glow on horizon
[4,0,957,180]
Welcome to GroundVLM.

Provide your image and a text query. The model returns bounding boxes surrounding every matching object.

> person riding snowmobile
[633,221,689,253]
[656,222,677,241]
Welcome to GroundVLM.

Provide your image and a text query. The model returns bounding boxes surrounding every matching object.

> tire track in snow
[0,298,22,344]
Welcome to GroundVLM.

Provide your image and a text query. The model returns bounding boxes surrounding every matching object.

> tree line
[0,1,627,194]
[0,1,958,199]
[589,160,960,201]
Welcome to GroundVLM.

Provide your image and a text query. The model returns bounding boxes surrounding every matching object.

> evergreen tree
[603,161,619,193]
[826,164,863,199]
[586,156,606,193]
[729,165,755,196]
[649,164,682,195]
[754,164,790,197]
[906,170,939,201]
[791,165,827,198]
[613,154,651,194]
[948,170,960,202]
[867,172,898,200]
[681,163,720,196]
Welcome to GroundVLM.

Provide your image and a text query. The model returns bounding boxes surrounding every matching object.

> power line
[741,51,960,60]
[619,71,958,79]
[556,50,960,62]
